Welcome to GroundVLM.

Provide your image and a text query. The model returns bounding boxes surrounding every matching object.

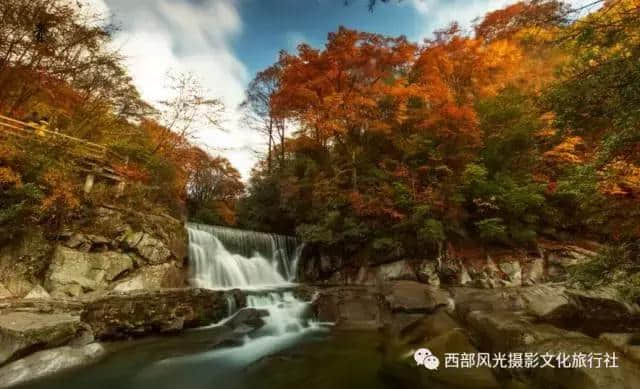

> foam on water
[187,223,317,342]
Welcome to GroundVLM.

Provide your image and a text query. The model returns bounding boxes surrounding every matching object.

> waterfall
[187,223,318,339]
[187,223,302,289]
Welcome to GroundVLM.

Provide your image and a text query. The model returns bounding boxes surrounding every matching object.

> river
[14,224,389,389]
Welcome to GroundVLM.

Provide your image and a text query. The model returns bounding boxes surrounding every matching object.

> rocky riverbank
[0,288,256,388]
[304,280,640,389]
[0,206,188,301]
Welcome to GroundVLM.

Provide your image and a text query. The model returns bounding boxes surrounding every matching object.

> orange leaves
[40,170,80,216]
[348,190,405,221]
[0,167,22,188]
[415,35,522,104]
[113,163,150,184]
[599,159,640,199]
[474,1,567,41]
[273,27,418,144]
[543,136,586,165]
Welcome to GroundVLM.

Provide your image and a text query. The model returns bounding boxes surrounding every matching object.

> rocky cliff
[0,206,188,300]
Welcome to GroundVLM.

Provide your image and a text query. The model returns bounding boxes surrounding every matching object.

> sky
[83,0,599,179]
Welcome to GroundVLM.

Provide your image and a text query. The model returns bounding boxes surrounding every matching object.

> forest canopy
[238,0,640,260]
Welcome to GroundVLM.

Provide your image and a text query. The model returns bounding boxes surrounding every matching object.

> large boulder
[381,328,500,389]
[466,310,587,352]
[122,231,172,265]
[112,262,185,292]
[384,281,451,314]
[46,246,134,297]
[0,312,82,365]
[561,288,640,335]
[527,336,640,389]
[0,343,105,388]
[599,333,640,365]
[387,309,461,344]
[312,286,389,330]
[81,288,246,338]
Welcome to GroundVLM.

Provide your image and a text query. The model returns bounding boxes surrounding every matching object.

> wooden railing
[0,114,127,169]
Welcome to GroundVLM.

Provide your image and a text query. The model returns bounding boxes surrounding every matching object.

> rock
[416,261,440,287]
[451,285,566,322]
[3,279,33,299]
[466,310,587,352]
[0,229,52,297]
[0,284,11,300]
[383,281,450,314]
[520,284,573,319]
[421,329,501,389]
[0,343,105,388]
[473,257,503,288]
[452,284,640,336]
[527,336,640,389]
[599,333,640,364]
[46,246,134,297]
[65,233,112,253]
[225,308,269,331]
[542,242,597,282]
[112,262,185,292]
[381,328,500,389]
[123,231,172,265]
[312,286,389,330]
[0,312,82,365]
[112,276,144,292]
[439,258,474,286]
[562,288,640,335]
[24,285,50,299]
[390,309,461,343]
[374,260,417,282]
[458,263,473,286]
[499,260,522,287]
[522,257,545,285]
[81,288,246,339]
[65,233,92,252]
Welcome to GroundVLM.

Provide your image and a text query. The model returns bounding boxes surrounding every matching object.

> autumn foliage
[240,0,640,259]
[0,0,243,241]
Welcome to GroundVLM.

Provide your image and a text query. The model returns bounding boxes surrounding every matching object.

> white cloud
[407,0,603,40]
[100,0,256,179]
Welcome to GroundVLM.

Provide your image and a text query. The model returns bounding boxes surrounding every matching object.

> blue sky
[86,0,597,178]
[232,0,428,76]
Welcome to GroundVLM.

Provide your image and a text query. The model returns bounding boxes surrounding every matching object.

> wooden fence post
[84,173,95,194]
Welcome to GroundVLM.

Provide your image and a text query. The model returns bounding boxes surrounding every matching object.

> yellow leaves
[599,159,640,199]
[484,39,522,70]
[536,112,558,138]
[513,26,559,44]
[543,136,586,165]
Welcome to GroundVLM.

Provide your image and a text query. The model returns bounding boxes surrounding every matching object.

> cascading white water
[188,223,301,289]
[187,223,317,338]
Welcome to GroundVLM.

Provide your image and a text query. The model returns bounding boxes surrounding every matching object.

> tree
[241,64,286,172]
[152,71,225,155]
[186,148,244,226]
